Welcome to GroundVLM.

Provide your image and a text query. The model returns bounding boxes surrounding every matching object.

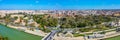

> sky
[0,0,120,10]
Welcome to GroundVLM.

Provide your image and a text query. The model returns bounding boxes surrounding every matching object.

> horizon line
[1,9,120,10]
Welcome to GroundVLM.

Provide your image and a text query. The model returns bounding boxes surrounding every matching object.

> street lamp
[84,33,87,40]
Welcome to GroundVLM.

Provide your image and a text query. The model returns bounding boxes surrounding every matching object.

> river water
[0,24,42,40]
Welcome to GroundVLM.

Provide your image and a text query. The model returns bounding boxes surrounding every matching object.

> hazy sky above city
[0,0,120,10]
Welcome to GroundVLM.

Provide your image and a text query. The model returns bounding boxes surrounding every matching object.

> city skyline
[0,0,120,10]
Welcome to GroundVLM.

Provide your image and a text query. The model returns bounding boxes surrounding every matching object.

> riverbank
[7,24,47,37]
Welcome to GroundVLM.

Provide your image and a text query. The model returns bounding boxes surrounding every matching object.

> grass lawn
[73,33,93,37]
[106,35,120,40]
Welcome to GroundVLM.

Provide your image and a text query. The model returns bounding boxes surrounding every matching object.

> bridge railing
[42,33,51,40]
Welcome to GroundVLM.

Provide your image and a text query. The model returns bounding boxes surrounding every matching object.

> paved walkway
[97,31,120,40]
[53,37,84,40]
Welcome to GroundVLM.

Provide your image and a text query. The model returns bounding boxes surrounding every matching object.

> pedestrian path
[97,31,120,40]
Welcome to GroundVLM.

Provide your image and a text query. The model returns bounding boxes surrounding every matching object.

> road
[42,25,60,40]
[43,24,60,40]
[43,30,59,40]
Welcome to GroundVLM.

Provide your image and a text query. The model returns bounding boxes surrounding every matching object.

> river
[0,24,42,40]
